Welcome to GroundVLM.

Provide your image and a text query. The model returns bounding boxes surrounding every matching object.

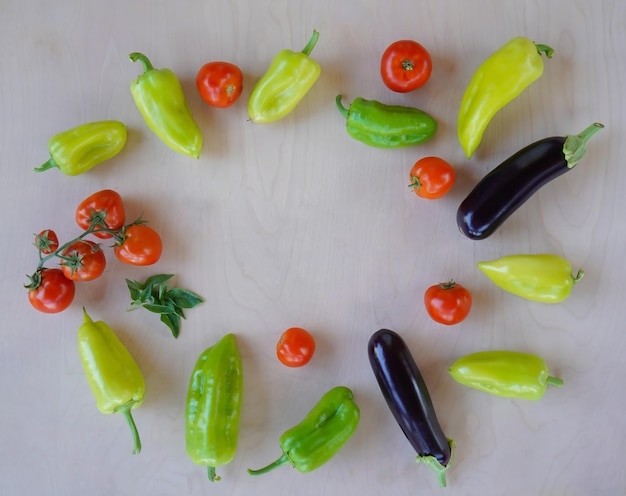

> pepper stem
[547,376,564,388]
[117,403,142,454]
[207,466,221,482]
[129,52,155,73]
[33,157,59,173]
[247,453,291,476]
[301,30,319,56]
[563,123,604,168]
[335,95,349,119]
[534,43,555,59]
[572,269,585,285]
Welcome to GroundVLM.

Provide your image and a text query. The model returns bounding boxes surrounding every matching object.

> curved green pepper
[457,37,554,158]
[34,120,127,175]
[248,30,321,123]
[129,52,202,158]
[478,253,584,303]
[186,333,243,482]
[449,350,564,400]
[247,385,360,475]
[335,95,437,148]
[77,308,145,454]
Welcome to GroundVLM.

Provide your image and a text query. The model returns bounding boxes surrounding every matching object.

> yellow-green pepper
[478,253,583,303]
[129,52,202,158]
[457,37,554,158]
[248,30,321,123]
[34,121,127,175]
[449,351,564,400]
[77,308,145,454]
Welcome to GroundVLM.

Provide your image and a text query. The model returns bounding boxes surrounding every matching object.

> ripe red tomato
[61,240,107,281]
[276,327,316,367]
[76,189,126,239]
[424,281,472,325]
[196,61,243,108]
[409,156,455,199]
[381,40,432,93]
[28,268,76,313]
[114,224,162,266]
[36,229,59,254]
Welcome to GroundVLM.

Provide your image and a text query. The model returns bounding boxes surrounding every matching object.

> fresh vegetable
[129,52,203,158]
[457,37,554,158]
[60,240,107,282]
[457,123,604,240]
[75,189,126,239]
[368,329,454,487]
[247,386,360,475]
[409,157,455,199]
[35,230,59,254]
[186,333,243,481]
[424,280,472,325]
[248,30,321,123]
[276,327,316,367]
[26,268,75,314]
[477,253,583,303]
[114,224,162,266]
[196,61,243,108]
[77,308,145,454]
[449,350,563,400]
[335,95,437,148]
[380,39,432,92]
[34,121,127,175]
[126,274,204,338]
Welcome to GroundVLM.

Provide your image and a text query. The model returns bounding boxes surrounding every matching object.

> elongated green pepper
[335,95,437,148]
[449,350,564,400]
[247,386,360,475]
[478,253,583,303]
[186,333,243,482]
[129,52,202,158]
[248,30,321,123]
[458,37,554,158]
[77,308,145,454]
[34,120,127,175]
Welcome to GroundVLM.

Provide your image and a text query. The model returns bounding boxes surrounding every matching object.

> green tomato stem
[247,453,291,476]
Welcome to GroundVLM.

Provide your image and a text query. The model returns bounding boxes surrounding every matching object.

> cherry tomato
[28,268,76,313]
[424,281,472,325]
[409,156,455,199]
[35,229,59,254]
[76,189,126,239]
[276,327,316,367]
[114,224,162,266]
[381,39,432,93]
[60,240,106,281]
[196,61,243,108]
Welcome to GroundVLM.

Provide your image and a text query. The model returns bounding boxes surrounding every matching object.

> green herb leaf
[160,312,181,338]
[166,288,204,309]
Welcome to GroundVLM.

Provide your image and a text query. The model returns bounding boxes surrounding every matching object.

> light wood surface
[1,1,624,494]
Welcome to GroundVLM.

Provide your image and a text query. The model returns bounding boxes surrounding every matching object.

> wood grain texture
[1,0,624,494]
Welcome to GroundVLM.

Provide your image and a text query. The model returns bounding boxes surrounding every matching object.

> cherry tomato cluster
[26,189,163,314]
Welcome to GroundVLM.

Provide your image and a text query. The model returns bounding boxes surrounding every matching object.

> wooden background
[1,1,624,494]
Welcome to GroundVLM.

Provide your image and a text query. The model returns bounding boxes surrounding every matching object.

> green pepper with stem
[449,350,564,400]
[77,308,145,454]
[247,386,360,475]
[34,120,127,175]
[186,333,243,482]
[129,52,203,158]
[248,30,321,123]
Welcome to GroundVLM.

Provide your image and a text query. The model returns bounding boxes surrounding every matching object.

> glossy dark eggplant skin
[457,136,568,240]
[368,329,451,466]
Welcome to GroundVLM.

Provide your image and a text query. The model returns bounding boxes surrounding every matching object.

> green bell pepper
[449,350,564,400]
[186,333,243,482]
[247,386,360,475]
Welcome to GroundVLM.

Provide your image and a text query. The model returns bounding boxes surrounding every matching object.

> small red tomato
[114,224,162,266]
[424,280,472,325]
[28,268,76,313]
[196,61,243,108]
[381,40,432,93]
[76,189,126,239]
[61,240,107,281]
[409,156,455,199]
[276,327,316,367]
[35,229,59,255]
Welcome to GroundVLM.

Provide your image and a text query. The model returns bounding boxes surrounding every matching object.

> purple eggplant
[368,329,454,487]
[457,123,603,240]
